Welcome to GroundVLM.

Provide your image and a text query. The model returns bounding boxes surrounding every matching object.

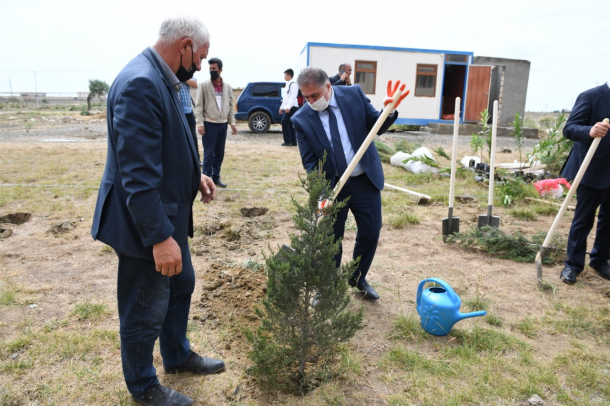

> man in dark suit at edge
[329,63,353,86]
[91,16,224,406]
[291,67,408,300]
[560,80,610,284]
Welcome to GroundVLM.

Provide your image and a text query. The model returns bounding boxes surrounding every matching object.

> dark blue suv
[235,82,285,133]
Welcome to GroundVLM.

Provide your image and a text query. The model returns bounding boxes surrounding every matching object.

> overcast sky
[0,0,608,112]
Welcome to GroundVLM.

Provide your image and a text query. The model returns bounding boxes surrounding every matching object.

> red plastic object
[534,178,571,197]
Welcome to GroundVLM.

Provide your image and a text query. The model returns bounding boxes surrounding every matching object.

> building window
[445,54,468,63]
[354,61,377,94]
[415,64,437,97]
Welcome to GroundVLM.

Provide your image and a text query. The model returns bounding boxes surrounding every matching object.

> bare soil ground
[0,112,608,405]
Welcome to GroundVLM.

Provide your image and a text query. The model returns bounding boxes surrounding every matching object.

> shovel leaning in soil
[478,100,500,229]
[535,117,608,288]
[442,97,461,241]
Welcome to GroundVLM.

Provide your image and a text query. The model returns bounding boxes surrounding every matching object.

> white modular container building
[299,42,506,126]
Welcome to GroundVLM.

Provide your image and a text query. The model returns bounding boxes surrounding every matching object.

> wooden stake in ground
[535,118,608,289]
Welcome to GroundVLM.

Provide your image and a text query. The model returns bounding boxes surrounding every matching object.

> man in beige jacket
[194,57,237,188]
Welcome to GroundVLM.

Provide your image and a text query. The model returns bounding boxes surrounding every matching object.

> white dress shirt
[280,79,299,110]
[607,79,610,90]
[317,88,364,177]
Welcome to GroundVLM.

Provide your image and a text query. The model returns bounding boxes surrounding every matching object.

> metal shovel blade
[442,216,460,239]
[478,214,500,229]
[478,205,500,229]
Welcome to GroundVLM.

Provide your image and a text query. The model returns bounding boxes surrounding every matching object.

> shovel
[535,118,608,288]
[327,86,407,203]
[443,97,461,242]
[442,97,461,241]
[478,100,500,229]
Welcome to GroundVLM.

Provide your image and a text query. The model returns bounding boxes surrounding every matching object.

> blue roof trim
[394,118,464,126]
[303,42,473,56]
[300,43,308,56]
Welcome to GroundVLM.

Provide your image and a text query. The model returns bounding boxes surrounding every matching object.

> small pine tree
[511,112,525,169]
[246,158,364,392]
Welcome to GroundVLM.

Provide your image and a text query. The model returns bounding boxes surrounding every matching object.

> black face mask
[210,70,220,81]
[176,46,196,82]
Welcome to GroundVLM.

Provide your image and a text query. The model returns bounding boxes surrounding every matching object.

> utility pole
[9,79,12,95]
[34,71,39,107]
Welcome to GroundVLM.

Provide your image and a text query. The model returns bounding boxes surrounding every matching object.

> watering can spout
[456,310,487,322]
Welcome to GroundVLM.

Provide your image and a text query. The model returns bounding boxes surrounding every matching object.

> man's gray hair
[297,67,329,88]
[158,15,210,50]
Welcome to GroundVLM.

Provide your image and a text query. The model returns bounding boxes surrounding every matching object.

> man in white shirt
[279,68,300,146]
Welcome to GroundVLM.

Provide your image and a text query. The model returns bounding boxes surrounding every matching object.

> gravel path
[0,117,540,152]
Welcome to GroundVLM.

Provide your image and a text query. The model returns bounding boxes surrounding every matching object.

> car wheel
[248,112,271,133]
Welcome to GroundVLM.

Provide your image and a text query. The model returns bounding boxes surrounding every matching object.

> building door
[465,66,492,121]
[441,64,466,119]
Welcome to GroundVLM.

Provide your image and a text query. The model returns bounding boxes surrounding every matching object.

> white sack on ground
[461,155,481,168]
[405,147,439,174]
[390,151,411,167]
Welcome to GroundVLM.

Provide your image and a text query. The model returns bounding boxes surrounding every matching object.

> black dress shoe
[357,280,380,300]
[213,179,227,188]
[164,351,225,375]
[291,143,298,146]
[589,261,610,280]
[281,142,292,146]
[133,383,192,406]
[560,266,580,284]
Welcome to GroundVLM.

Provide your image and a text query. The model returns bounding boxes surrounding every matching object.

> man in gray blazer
[194,57,237,188]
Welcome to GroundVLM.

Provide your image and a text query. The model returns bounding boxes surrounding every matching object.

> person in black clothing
[329,63,352,86]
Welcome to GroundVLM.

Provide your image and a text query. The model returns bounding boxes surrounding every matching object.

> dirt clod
[0,227,13,239]
[50,221,76,234]
[523,394,546,406]
[0,212,32,224]
[455,196,477,203]
[240,206,269,217]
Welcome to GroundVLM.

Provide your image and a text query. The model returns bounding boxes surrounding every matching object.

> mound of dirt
[240,207,269,217]
[195,263,267,330]
[0,212,32,225]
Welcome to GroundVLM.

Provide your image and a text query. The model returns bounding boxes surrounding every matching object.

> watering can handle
[418,278,458,303]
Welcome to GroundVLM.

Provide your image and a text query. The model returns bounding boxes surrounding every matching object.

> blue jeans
[116,252,195,397]
[202,121,228,181]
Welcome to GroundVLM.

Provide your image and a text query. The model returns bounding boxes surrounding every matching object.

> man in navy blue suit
[91,16,224,406]
[292,67,404,300]
[560,81,610,284]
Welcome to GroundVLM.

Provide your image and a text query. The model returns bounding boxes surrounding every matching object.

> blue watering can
[416,278,487,336]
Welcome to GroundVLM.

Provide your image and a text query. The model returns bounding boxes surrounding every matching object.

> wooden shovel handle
[540,118,608,248]
[330,89,403,201]
[448,97,461,209]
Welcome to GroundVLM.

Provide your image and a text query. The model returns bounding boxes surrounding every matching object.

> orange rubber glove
[383,80,410,113]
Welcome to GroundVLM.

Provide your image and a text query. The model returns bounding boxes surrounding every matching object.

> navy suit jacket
[561,84,610,190]
[91,47,201,259]
[291,85,397,190]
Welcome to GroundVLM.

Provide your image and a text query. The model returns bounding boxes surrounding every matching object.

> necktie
[326,106,348,176]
